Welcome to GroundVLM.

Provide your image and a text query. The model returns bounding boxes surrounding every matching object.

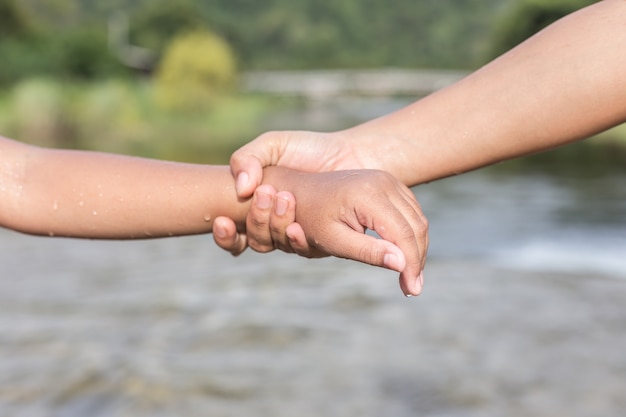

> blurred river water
[1,98,626,417]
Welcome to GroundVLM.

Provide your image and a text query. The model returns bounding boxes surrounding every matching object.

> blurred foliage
[128,0,206,63]
[200,0,510,70]
[0,0,32,38]
[0,79,285,162]
[154,30,237,112]
[486,0,597,59]
[1,0,521,85]
[0,0,128,85]
[54,29,129,79]
[10,78,73,148]
[0,31,129,85]
[2,0,623,161]
[2,0,602,86]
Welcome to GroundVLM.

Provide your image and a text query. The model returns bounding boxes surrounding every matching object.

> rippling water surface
[1,164,625,417]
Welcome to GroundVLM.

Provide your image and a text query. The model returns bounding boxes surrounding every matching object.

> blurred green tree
[487,0,596,60]
[129,0,206,61]
[51,28,129,80]
[0,0,31,38]
[154,29,237,111]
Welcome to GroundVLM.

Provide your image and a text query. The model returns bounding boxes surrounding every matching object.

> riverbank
[1,77,625,166]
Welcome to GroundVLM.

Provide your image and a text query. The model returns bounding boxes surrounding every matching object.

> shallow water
[1,166,625,417]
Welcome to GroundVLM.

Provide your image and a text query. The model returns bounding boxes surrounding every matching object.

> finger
[320,227,407,272]
[401,186,430,272]
[230,131,283,198]
[285,223,325,258]
[365,197,427,297]
[268,191,297,253]
[213,216,248,256]
[321,217,422,297]
[246,184,278,253]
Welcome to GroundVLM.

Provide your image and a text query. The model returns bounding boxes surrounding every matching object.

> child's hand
[213,185,305,257]
[268,168,428,296]
[215,168,428,296]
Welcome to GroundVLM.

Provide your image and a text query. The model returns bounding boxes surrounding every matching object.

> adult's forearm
[349,0,626,186]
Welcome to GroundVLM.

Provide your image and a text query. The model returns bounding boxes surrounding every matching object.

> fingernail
[214,224,227,238]
[414,274,423,296]
[414,280,423,296]
[383,252,402,271]
[286,230,297,244]
[236,172,249,195]
[275,197,289,216]
[256,191,271,209]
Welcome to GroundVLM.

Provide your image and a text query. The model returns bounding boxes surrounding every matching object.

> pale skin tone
[214,0,626,264]
[0,136,427,296]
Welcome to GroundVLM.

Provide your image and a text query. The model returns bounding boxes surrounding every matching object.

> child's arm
[0,136,246,239]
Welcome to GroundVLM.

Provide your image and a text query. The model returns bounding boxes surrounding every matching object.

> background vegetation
[0,0,618,164]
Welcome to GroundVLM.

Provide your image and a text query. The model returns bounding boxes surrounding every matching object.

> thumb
[321,228,407,273]
[230,131,285,198]
[230,153,264,199]
[320,228,423,297]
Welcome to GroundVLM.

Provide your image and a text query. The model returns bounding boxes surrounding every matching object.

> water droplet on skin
[78,201,84,207]
[92,211,98,216]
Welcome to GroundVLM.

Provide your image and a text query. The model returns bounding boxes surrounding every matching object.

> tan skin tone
[0,136,427,296]
[214,0,626,270]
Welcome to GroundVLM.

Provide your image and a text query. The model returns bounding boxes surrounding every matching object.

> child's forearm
[1,139,248,239]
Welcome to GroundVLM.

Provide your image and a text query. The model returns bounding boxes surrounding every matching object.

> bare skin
[0,136,427,295]
[214,0,626,261]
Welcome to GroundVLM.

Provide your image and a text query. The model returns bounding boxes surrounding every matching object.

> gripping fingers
[268,191,298,253]
[285,223,325,258]
[369,195,428,297]
[213,216,248,256]
[231,153,265,198]
[401,187,429,273]
[246,185,278,253]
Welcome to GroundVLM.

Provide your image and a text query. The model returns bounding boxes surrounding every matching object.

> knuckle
[250,215,269,230]
[248,240,274,253]
[358,244,384,266]
[418,217,429,237]
[248,214,269,230]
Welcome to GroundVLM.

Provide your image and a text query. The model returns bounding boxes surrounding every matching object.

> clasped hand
[214,167,428,297]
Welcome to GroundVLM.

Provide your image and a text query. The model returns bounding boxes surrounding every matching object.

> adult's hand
[230,130,373,198]
[216,129,377,256]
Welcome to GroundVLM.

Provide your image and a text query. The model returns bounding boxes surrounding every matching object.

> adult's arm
[230,0,626,193]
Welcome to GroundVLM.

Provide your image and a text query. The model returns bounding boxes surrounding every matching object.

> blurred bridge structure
[240,68,468,99]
